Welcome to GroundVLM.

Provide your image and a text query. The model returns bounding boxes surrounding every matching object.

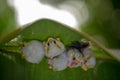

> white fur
[22,40,45,63]
[83,48,96,68]
[45,38,65,58]
[67,49,82,68]
[48,52,68,71]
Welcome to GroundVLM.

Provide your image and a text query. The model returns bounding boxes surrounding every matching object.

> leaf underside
[0,19,120,80]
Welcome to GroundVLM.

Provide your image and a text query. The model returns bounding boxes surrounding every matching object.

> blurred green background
[0,0,120,80]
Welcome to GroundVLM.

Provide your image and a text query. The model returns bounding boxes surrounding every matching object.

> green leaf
[18,19,116,60]
[0,0,17,38]
[0,54,120,80]
[0,19,120,80]
[19,19,84,45]
[40,0,120,48]
[0,28,22,45]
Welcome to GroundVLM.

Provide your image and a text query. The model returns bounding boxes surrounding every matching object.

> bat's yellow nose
[56,44,61,49]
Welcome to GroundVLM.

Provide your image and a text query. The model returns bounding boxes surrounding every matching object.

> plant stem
[80,31,120,62]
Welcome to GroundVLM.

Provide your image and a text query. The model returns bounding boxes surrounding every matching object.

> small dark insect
[70,41,90,56]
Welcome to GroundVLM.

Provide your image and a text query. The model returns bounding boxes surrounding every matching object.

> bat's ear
[56,38,61,41]
[48,38,53,43]
[43,41,46,46]
[88,41,92,48]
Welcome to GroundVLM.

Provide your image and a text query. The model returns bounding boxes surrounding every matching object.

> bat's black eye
[72,57,76,60]
[47,42,50,46]
[53,40,56,44]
